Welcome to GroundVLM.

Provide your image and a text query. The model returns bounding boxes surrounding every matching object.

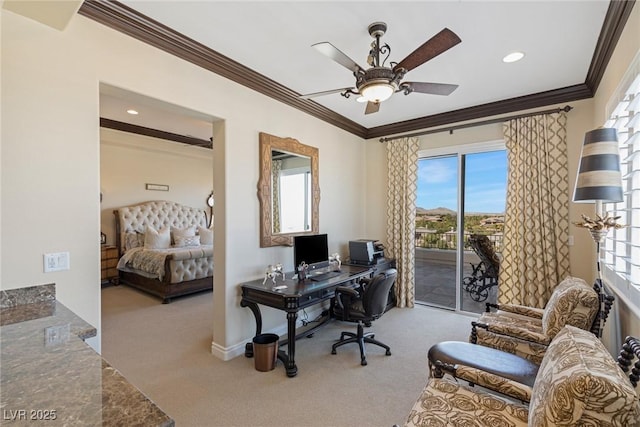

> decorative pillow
[171,226,196,245]
[144,226,171,249]
[124,232,144,251]
[175,235,201,248]
[198,226,213,245]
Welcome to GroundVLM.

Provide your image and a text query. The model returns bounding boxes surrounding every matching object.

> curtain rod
[379,105,573,143]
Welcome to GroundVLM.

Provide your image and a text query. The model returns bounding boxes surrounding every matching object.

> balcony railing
[415,230,503,252]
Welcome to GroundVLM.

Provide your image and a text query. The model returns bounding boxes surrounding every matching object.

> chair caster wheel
[386,350,392,356]
[361,359,367,366]
[331,349,337,355]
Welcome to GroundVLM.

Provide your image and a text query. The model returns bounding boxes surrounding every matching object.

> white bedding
[117,245,213,281]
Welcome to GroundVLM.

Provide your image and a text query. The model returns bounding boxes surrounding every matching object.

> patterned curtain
[499,112,571,307]
[386,137,419,308]
[271,160,282,233]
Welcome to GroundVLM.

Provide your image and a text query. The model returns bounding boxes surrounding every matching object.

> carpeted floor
[101,285,476,427]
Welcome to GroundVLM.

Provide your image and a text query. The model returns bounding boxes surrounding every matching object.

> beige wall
[1,9,366,356]
[100,128,214,247]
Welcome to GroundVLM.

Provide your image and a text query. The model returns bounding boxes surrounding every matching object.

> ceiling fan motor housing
[357,67,397,89]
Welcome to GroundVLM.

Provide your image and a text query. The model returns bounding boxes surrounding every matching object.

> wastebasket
[252,333,279,372]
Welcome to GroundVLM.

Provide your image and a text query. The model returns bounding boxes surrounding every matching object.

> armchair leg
[331,321,392,366]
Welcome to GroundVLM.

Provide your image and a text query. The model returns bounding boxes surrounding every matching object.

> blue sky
[416,150,507,214]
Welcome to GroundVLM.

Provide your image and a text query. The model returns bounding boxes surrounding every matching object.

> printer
[349,239,385,265]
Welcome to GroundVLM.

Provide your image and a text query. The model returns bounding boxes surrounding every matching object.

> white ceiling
[100,1,611,138]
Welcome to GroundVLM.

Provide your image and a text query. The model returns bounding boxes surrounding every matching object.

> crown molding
[100,117,212,148]
[80,0,367,138]
[585,0,636,94]
[80,0,634,139]
[366,84,592,139]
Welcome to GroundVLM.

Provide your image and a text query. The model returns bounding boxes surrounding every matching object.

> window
[602,53,640,304]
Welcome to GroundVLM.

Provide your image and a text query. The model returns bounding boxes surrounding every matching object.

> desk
[240,265,372,377]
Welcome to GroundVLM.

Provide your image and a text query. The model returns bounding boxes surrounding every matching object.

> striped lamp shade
[573,128,624,203]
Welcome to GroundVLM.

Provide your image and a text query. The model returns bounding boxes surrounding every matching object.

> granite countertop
[0,285,174,426]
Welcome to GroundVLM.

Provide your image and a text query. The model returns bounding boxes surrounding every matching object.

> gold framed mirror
[258,132,320,247]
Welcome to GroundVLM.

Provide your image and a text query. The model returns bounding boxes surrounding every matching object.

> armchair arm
[335,286,359,299]
[487,303,544,319]
[452,364,533,403]
[333,286,360,320]
[470,321,551,346]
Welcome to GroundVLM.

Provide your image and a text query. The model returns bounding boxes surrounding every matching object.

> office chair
[331,268,397,365]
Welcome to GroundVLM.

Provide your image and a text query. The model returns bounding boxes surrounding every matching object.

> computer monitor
[294,233,329,272]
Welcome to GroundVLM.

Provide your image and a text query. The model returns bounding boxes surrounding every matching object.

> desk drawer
[299,289,334,307]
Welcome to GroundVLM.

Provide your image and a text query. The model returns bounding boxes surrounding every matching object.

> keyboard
[309,271,341,282]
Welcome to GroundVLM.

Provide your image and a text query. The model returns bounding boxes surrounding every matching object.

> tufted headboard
[113,200,207,255]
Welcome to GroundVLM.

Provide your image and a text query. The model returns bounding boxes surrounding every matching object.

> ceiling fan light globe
[361,83,394,103]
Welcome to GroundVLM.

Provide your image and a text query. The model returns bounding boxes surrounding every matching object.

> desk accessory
[262,263,285,285]
[297,262,308,281]
[329,252,341,269]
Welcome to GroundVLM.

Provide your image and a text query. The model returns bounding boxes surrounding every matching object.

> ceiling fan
[301,22,461,115]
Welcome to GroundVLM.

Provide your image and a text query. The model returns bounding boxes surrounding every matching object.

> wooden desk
[240,264,372,377]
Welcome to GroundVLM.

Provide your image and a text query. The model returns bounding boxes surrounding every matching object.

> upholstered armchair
[403,326,640,426]
[469,276,605,364]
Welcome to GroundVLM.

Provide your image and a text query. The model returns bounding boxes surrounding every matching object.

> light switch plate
[43,252,70,272]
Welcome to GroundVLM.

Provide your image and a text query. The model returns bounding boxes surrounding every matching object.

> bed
[113,200,213,303]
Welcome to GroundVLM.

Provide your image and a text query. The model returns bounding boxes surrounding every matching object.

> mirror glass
[258,132,319,247]
[271,150,311,234]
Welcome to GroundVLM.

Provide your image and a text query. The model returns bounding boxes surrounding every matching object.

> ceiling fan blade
[365,101,380,115]
[299,87,355,99]
[402,82,459,96]
[312,42,365,74]
[393,28,461,73]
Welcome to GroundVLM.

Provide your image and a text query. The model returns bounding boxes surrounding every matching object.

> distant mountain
[416,207,504,216]
[416,207,456,215]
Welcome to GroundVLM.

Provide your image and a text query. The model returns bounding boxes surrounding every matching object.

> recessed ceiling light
[503,51,525,63]
[126,109,139,115]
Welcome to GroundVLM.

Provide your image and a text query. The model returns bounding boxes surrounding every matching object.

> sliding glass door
[415,155,459,308]
[415,144,506,312]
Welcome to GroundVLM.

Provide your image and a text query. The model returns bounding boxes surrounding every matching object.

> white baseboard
[210,305,327,360]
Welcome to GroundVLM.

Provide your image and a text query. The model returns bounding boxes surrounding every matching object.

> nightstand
[101,245,119,286]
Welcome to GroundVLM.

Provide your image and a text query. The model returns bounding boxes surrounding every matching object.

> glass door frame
[417,139,505,313]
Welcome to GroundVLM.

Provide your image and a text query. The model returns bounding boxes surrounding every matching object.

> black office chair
[331,268,397,365]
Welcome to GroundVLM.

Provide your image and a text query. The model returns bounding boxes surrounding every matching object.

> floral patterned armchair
[402,326,640,426]
[469,276,605,364]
